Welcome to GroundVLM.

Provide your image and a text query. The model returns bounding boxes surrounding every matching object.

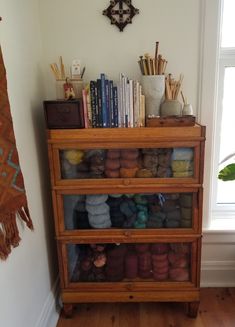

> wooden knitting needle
[145,53,152,75]
[59,56,66,79]
[154,41,159,73]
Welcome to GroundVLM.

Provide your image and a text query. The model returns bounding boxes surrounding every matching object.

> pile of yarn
[77,242,190,282]
[86,194,111,228]
[79,244,107,282]
[179,193,193,228]
[171,148,194,178]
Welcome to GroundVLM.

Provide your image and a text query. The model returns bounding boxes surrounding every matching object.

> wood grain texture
[57,288,235,327]
[47,125,206,319]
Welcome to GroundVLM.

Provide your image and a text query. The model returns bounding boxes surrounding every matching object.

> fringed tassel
[18,206,34,230]
[0,206,33,260]
[4,213,21,248]
[0,213,21,260]
[0,226,11,260]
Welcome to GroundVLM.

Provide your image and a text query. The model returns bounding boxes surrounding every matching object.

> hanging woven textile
[0,46,33,260]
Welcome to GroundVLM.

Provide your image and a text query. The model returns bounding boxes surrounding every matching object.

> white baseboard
[201,260,235,287]
[35,276,60,327]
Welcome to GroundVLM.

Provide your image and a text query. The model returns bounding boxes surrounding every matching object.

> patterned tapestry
[0,47,33,260]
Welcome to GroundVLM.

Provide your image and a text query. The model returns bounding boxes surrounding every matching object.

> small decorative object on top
[50,56,84,100]
[63,78,76,100]
[181,91,193,116]
[103,0,139,32]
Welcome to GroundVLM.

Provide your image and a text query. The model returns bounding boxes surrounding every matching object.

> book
[85,84,92,128]
[90,80,97,127]
[129,79,134,127]
[118,73,123,127]
[105,79,110,127]
[109,80,114,127]
[140,94,146,127]
[96,79,103,127]
[113,86,119,127]
[82,88,88,128]
[100,73,107,127]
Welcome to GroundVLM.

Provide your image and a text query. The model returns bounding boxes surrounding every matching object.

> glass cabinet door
[58,146,196,180]
[64,242,192,284]
[60,192,196,231]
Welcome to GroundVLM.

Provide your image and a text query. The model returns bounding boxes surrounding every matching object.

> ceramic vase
[160,100,182,117]
[141,75,165,117]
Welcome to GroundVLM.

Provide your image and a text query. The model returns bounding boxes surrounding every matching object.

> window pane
[221,0,235,47]
[217,67,235,204]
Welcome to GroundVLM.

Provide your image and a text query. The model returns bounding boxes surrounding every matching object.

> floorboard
[57,288,235,327]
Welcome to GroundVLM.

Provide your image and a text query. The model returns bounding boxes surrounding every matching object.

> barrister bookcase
[46,125,205,318]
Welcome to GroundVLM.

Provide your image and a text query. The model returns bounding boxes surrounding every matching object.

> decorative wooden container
[146,116,196,127]
[44,100,84,129]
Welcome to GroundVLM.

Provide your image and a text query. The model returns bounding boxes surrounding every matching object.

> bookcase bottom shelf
[61,289,200,318]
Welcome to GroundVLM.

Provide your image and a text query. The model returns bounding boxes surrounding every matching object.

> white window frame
[211,50,235,217]
[200,0,235,230]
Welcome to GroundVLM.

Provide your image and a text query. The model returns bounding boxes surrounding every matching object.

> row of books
[82,73,145,128]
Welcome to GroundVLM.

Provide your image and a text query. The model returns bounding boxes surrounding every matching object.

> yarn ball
[64,149,84,165]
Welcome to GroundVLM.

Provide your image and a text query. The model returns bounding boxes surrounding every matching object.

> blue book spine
[113,86,119,127]
[109,81,114,128]
[100,73,107,127]
[96,79,102,127]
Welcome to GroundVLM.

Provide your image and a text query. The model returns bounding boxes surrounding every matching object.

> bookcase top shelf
[47,124,205,144]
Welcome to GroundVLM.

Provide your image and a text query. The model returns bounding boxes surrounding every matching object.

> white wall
[0,1,59,327]
[0,1,234,327]
[40,0,201,115]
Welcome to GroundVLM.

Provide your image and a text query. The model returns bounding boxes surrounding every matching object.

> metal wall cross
[103,0,139,32]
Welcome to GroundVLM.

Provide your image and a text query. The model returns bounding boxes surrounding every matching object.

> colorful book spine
[105,79,110,127]
[96,79,102,127]
[109,80,114,127]
[82,88,88,128]
[90,80,97,128]
[118,73,123,127]
[85,84,92,128]
[100,73,107,127]
[113,86,119,127]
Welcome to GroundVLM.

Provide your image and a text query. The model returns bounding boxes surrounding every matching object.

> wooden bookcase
[46,125,205,318]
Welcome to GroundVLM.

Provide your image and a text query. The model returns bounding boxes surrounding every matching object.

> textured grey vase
[160,100,182,117]
[141,75,165,117]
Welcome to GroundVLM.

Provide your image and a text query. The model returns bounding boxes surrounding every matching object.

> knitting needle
[59,56,66,79]
[139,56,145,75]
[154,41,159,74]
[81,66,86,79]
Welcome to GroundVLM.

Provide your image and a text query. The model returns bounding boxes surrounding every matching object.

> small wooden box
[44,100,84,129]
[146,115,196,127]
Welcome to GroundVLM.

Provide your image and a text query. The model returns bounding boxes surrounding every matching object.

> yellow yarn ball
[64,150,84,165]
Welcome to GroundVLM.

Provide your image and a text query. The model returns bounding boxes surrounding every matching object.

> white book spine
[129,80,134,127]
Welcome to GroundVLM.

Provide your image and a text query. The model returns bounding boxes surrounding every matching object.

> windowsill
[203,218,235,233]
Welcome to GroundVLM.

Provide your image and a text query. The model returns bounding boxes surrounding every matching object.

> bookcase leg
[62,303,74,318]
[186,301,200,318]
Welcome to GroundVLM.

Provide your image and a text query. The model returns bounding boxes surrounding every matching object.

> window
[213,0,235,211]
[201,0,235,229]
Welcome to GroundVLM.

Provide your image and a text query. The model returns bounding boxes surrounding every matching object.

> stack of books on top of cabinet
[82,73,145,128]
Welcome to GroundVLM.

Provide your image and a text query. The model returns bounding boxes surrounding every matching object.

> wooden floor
[57,288,235,327]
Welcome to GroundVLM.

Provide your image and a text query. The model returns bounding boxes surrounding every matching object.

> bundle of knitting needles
[165,73,184,100]
[50,56,66,80]
[138,41,167,75]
